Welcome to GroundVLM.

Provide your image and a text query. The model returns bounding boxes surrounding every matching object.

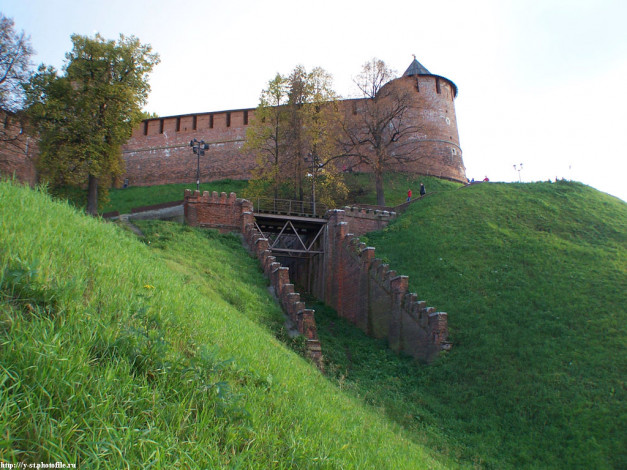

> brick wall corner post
[428,311,450,361]
[357,246,376,332]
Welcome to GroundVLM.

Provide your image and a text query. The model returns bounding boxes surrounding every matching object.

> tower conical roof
[403,57,431,76]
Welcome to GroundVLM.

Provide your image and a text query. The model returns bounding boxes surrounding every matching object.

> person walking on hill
[407,189,412,202]
[420,183,426,197]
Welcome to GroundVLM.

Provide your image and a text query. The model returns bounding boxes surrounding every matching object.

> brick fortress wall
[122,73,466,187]
[2,73,466,187]
[342,74,465,182]
[312,209,450,362]
[123,109,255,186]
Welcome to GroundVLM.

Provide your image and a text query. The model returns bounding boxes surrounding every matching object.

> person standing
[420,183,426,197]
[407,188,412,202]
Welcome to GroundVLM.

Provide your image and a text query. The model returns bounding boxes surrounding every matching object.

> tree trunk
[87,173,99,216]
[375,170,385,206]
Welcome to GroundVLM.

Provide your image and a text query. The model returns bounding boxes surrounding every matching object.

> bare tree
[0,14,34,149]
[341,58,423,206]
[0,14,34,113]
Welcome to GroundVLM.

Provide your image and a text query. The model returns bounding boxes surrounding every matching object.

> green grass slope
[0,180,444,468]
[344,181,626,468]
[101,179,248,214]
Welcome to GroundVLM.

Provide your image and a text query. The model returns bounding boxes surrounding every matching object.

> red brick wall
[337,206,396,235]
[314,209,450,362]
[183,189,250,232]
[0,111,38,186]
[123,109,256,187]
[342,75,465,181]
[4,73,466,188]
[183,192,448,363]
[122,73,466,187]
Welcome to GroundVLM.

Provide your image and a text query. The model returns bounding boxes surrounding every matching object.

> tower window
[209,114,214,129]
[244,110,249,125]
[192,115,197,131]
[436,77,441,94]
[143,121,148,135]
[226,112,231,127]
[176,117,181,132]
[159,119,164,134]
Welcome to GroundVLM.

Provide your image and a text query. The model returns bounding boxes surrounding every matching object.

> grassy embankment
[101,173,457,215]
[106,173,625,468]
[318,180,625,469]
[126,176,625,468]
[101,179,248,214]
[0,179,446,468]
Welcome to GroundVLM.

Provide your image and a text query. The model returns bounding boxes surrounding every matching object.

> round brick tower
[387,57,466,182]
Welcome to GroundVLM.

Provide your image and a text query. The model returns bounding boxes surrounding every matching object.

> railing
[254,198,328,218]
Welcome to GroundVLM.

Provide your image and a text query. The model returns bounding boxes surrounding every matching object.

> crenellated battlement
[317,210,450,362]
[327,207,397,236]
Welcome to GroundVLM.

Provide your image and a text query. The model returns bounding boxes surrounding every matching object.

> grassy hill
[0,179,445,468]
[345,180,625,468]
[2,177,625,468]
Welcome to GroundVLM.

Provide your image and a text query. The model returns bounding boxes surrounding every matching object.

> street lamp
[304,153,322,216]
[513,163,523,182]
[190,138,209,190]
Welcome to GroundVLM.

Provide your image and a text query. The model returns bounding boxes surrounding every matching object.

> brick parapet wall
[242,222,323,368]
[332,206,397,235]
[184,189,253,233]
[318,209,450,362]
[184,190,323,368]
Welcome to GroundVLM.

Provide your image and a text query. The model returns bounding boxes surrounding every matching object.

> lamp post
[190,138,209,190]
[304,153,322,216]
[513,163,523,182]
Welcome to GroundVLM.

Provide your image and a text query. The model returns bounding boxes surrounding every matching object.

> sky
[4,0,627,201]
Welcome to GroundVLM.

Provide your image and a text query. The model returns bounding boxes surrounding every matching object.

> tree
[25,34,159,214]
[245,65,347,209]
[0,13,34,113]
[340,58,423,206]
[0,14,34,149]
[244,73,290,200]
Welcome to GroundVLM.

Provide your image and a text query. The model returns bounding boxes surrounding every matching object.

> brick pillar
[388,275,409,353]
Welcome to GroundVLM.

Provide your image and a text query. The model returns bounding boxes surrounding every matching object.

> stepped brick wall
[183,189,323,368]
[314,209,449,362]
[184,191,449,363]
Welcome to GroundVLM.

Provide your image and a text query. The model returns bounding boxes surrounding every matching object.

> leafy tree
[340,58,423,206]
[25,33,159,214]
[244,73,289,200]
[245,65,347,209]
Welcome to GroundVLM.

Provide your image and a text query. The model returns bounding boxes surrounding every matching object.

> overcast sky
[4,0,627,201]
